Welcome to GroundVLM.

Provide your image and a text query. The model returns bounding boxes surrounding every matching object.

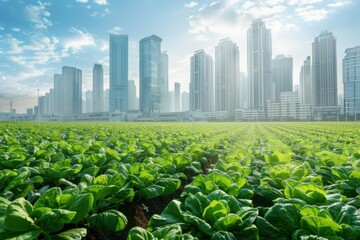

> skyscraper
[239,72,248,109]
[182,91,190,112]
[343,46,360,115]
[93,64,104,112]
[215,38,239,114]
[247,18,272,113]
[62,66,82,116]
[300,56,312,105]
[272,55,293,103]
[190,49,214,112]
[53,74,63,114]
[312,31,337,107]
[128,80,137,110]
[174,82,180,112]
[160,51,169,112]
[109,34,128,112]
[86,90,93,113]
[139,35,162,112]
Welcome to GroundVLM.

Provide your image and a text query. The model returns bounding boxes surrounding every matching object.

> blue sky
[0,0,359,112]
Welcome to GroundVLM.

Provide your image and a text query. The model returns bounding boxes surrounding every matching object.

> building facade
[300,56,312,105]
[174,82,180,112]
[272,55,293,103]
[312,31,337,107]
[160,51,169,112]
[343,46,360,116]
[62,66,82,116]
[128,80,137,110]
[93,64,104,112]
[247,18,272,114]
[109,34,128,112]
[139,35,162,112]
[190,49,214,112]
[215,38,239,115]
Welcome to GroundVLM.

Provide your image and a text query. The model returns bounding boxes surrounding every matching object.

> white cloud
[185,1,198,8]
[93,0,108,5]
[6,35,24,54]
[91,8,110,17]
[63,28,96,54]
[243,5,286,18]
[328,1,351,8]
[12,27,20,32]
[266,0,284,5]
[107,26,123,34]
[295,6,328,21]
[76,0,88,3]
[25,1,52,30]
[288,0,322,6]
[100,40,109,51]
[195,34,209,42]
[0,27,4,31]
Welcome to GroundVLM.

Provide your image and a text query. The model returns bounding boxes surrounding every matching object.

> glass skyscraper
[300,56,312,105]
[190,49,214,112]
[93,64,104,112]
[215,38,239,114]
[247,18,272,113]
[272,55,293,103]
[343,46,360,115]
[139,35,162,113]
[109,34,128,112]
[312,31,337,107]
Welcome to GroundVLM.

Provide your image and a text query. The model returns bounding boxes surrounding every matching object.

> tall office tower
[62,66,82,116]
[247,18,272,113]
[109,34,128,112]
[174,82,180,112]
[128,80,137,110]
[139,35,162,112]
[104,89,109,112]
[182,91,190,111]
[53,74,63,114]
[215,38,239,114]
[93,64,104,112]
[300,56,312,105]
[312,31,337,107]
[45,92,50,115]
[85,90,93,113]
[190,49,214,112]
[39,96,46,117]
[272,55,293,103]
[239,72,248,109]
[49,88,54,114]
[160,51,169,112]
[343,46,360,115]
[169,91,175,112]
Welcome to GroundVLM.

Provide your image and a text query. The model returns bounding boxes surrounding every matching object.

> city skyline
[0,0,359,112]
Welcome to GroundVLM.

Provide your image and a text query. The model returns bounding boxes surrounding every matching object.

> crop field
[0,122,359,240]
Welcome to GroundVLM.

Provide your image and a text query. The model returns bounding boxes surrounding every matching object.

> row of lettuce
[0,123,245,239]
[1,122,360,239]
[127,123,360,240]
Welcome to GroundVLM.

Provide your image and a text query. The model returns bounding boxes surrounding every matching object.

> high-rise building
[181,91,190,112]
[128,80,137,110]
[272,55,293,103]
[45,92,50,115]
[109,34,128,112]
[160,51,169,112]
[62,66,82,116]
[139,35,162,112]
[49,88,54,114]
[93,64,104,112]
[174,82,180,112]
[312,31,337,107]
[215,38,239,115]
[343,46,360,115]
[239,72,248,109]
[104,89,109,112]
[86,90,93,113]
[53,74,63,114]
[190,49,214,112]
[247,18,272,113]
[300,56,312,105]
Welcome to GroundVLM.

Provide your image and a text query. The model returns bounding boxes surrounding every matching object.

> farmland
[0,122,359,240]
